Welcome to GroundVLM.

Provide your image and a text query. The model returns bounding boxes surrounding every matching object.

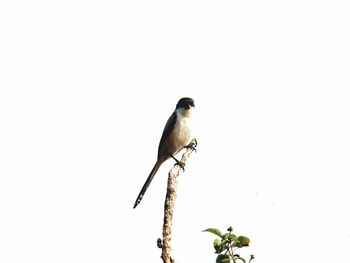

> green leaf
[238,236,250,247]
[203,228,223,238]
[213,239,225,254]
[223,233,238,243]
[216,254,231,263]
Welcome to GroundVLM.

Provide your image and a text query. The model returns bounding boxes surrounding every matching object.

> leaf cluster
[203,227,254,263]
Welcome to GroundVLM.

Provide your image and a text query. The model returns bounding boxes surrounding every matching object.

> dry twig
[160,138,197,263]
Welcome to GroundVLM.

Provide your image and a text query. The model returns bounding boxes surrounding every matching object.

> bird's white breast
[172,108,193,154]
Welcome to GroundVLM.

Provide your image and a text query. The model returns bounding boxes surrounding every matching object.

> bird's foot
[174,160,185,171]
[185,138,198,152]
[171,155,185,171]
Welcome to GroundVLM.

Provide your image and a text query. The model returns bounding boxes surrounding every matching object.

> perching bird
[133,97,195,208]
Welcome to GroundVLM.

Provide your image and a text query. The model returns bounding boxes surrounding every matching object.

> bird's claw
[174,160,185,171]
[185,139,198,152]
[170,155,185,171]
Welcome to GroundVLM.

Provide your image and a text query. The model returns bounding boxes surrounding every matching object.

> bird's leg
[184,138,198,152]
[171,155,185,171]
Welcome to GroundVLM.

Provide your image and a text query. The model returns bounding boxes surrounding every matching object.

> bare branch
[160,138,197,263]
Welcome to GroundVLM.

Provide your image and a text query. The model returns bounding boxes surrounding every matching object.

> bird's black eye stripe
[187,102,194,108]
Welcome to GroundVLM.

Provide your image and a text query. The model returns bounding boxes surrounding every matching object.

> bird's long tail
[133,160,162,209]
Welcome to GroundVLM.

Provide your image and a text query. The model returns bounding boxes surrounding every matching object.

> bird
[133,97,195,209]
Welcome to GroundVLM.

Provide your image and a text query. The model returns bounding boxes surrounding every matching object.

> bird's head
[176,97,195,110]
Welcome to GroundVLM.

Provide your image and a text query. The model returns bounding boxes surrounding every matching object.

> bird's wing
[157,111,177,159]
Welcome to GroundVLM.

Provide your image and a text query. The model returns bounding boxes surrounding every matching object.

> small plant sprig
[203,226,254,263]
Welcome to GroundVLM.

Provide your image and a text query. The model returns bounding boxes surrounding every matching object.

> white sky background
[1,1,349,262]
